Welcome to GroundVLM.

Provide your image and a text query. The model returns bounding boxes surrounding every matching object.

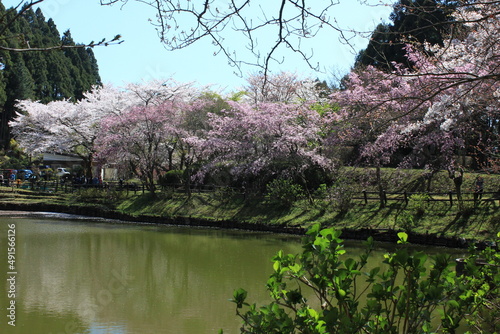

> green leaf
[307,308,319,319]
[273,260,280,272]
[313,237,329,251]
[290,263,302,273]
[414,252,428,266]
[345,258,356,271]
[447,300,459,309]
[397,232,408,244]
[232,288,248,308]
[306,223,321,236]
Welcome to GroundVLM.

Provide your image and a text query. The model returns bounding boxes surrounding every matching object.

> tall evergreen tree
[355,0,458,71]
[0,4,101,148]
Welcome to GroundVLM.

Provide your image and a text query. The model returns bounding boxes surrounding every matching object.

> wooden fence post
[449,191,453,206]
[363,190,368,205]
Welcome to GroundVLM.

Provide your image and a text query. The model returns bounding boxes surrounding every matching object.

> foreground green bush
[226,225,499,333]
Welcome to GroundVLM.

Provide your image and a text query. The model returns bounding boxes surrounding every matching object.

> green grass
[1,168,500,242]
[0,186,68,204]
[110,189,500,241]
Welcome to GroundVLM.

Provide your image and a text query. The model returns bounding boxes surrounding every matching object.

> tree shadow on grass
[119,193,156,212]
[355,203,401,229]
[440,206,480,238]
[231,198,289,223]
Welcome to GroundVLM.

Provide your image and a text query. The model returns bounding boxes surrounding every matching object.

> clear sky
[4,0,394,92]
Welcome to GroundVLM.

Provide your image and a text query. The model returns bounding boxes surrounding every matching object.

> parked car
[56,168,71,178]
[18,169,34,180]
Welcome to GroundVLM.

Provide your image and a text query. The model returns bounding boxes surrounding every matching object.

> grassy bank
[111,191,499,241]
[1,168,499,243]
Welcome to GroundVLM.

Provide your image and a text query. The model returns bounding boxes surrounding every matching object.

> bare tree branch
[99,0,365,77]
[0,0,123,52]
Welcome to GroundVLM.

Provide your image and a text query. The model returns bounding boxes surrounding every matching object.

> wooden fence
[355,190,499,206]
[4,179,499,207]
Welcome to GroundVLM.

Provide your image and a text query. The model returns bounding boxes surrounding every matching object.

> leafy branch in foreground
[226,225,499,333]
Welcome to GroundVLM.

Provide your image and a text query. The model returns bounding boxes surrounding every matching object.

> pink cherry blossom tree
[190,100,334,195]
[96,97,211,194]
[96,102,183,193]
[330,1,500,170]
[406,2,500,169]
[326,2,499,205]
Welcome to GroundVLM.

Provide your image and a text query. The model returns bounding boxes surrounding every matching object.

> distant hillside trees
[0,3,101,148]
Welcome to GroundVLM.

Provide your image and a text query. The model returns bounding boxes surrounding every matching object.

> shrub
[158,170,184,187]
[265,178,305,206]
[226,225,500,334]
[407,193,430,217]
[327,179,355,214]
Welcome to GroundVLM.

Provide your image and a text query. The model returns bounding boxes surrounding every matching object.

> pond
[0,212,464,334]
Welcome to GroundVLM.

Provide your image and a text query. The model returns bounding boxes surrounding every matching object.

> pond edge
[0,202,482,249]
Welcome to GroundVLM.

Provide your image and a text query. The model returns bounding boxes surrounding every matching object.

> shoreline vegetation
[1,168,499,248]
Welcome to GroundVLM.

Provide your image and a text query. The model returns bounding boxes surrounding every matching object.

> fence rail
[354,190,499,206]
[3,179,499,207]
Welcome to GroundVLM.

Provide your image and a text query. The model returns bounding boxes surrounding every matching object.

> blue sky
[4,0,394,92]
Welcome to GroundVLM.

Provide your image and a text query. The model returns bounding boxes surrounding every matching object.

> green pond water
[0,212,464,334]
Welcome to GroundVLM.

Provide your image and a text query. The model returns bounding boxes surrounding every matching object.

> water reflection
[1,215,304,334]
[0,214,463,334]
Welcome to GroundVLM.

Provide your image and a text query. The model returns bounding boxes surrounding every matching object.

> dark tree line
[0,3,101,148]
[355,0,458,71]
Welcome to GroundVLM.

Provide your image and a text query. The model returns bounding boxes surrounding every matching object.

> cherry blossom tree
[96,97,211,193]
[96,102,182,193]
[189,100,333,194]
[409,1,500,169]
[10,85,127,177]
[11,79,206,179]
[245,71,330,104]
[331,1,500,167]
[328,65,431,165]
[326,2,499,204]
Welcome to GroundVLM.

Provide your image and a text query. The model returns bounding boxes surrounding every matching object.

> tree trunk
[448,168,464,210]
[376,166,385,208]
[425,170,438,193]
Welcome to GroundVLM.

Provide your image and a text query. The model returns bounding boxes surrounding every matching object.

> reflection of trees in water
[12,219,304,332]
[11,218,461,333]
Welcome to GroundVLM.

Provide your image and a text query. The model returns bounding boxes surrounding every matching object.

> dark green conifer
[0,4,102,147]
[355,0,458,71]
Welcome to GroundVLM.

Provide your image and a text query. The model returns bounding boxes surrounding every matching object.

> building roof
[42,153,83,163]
